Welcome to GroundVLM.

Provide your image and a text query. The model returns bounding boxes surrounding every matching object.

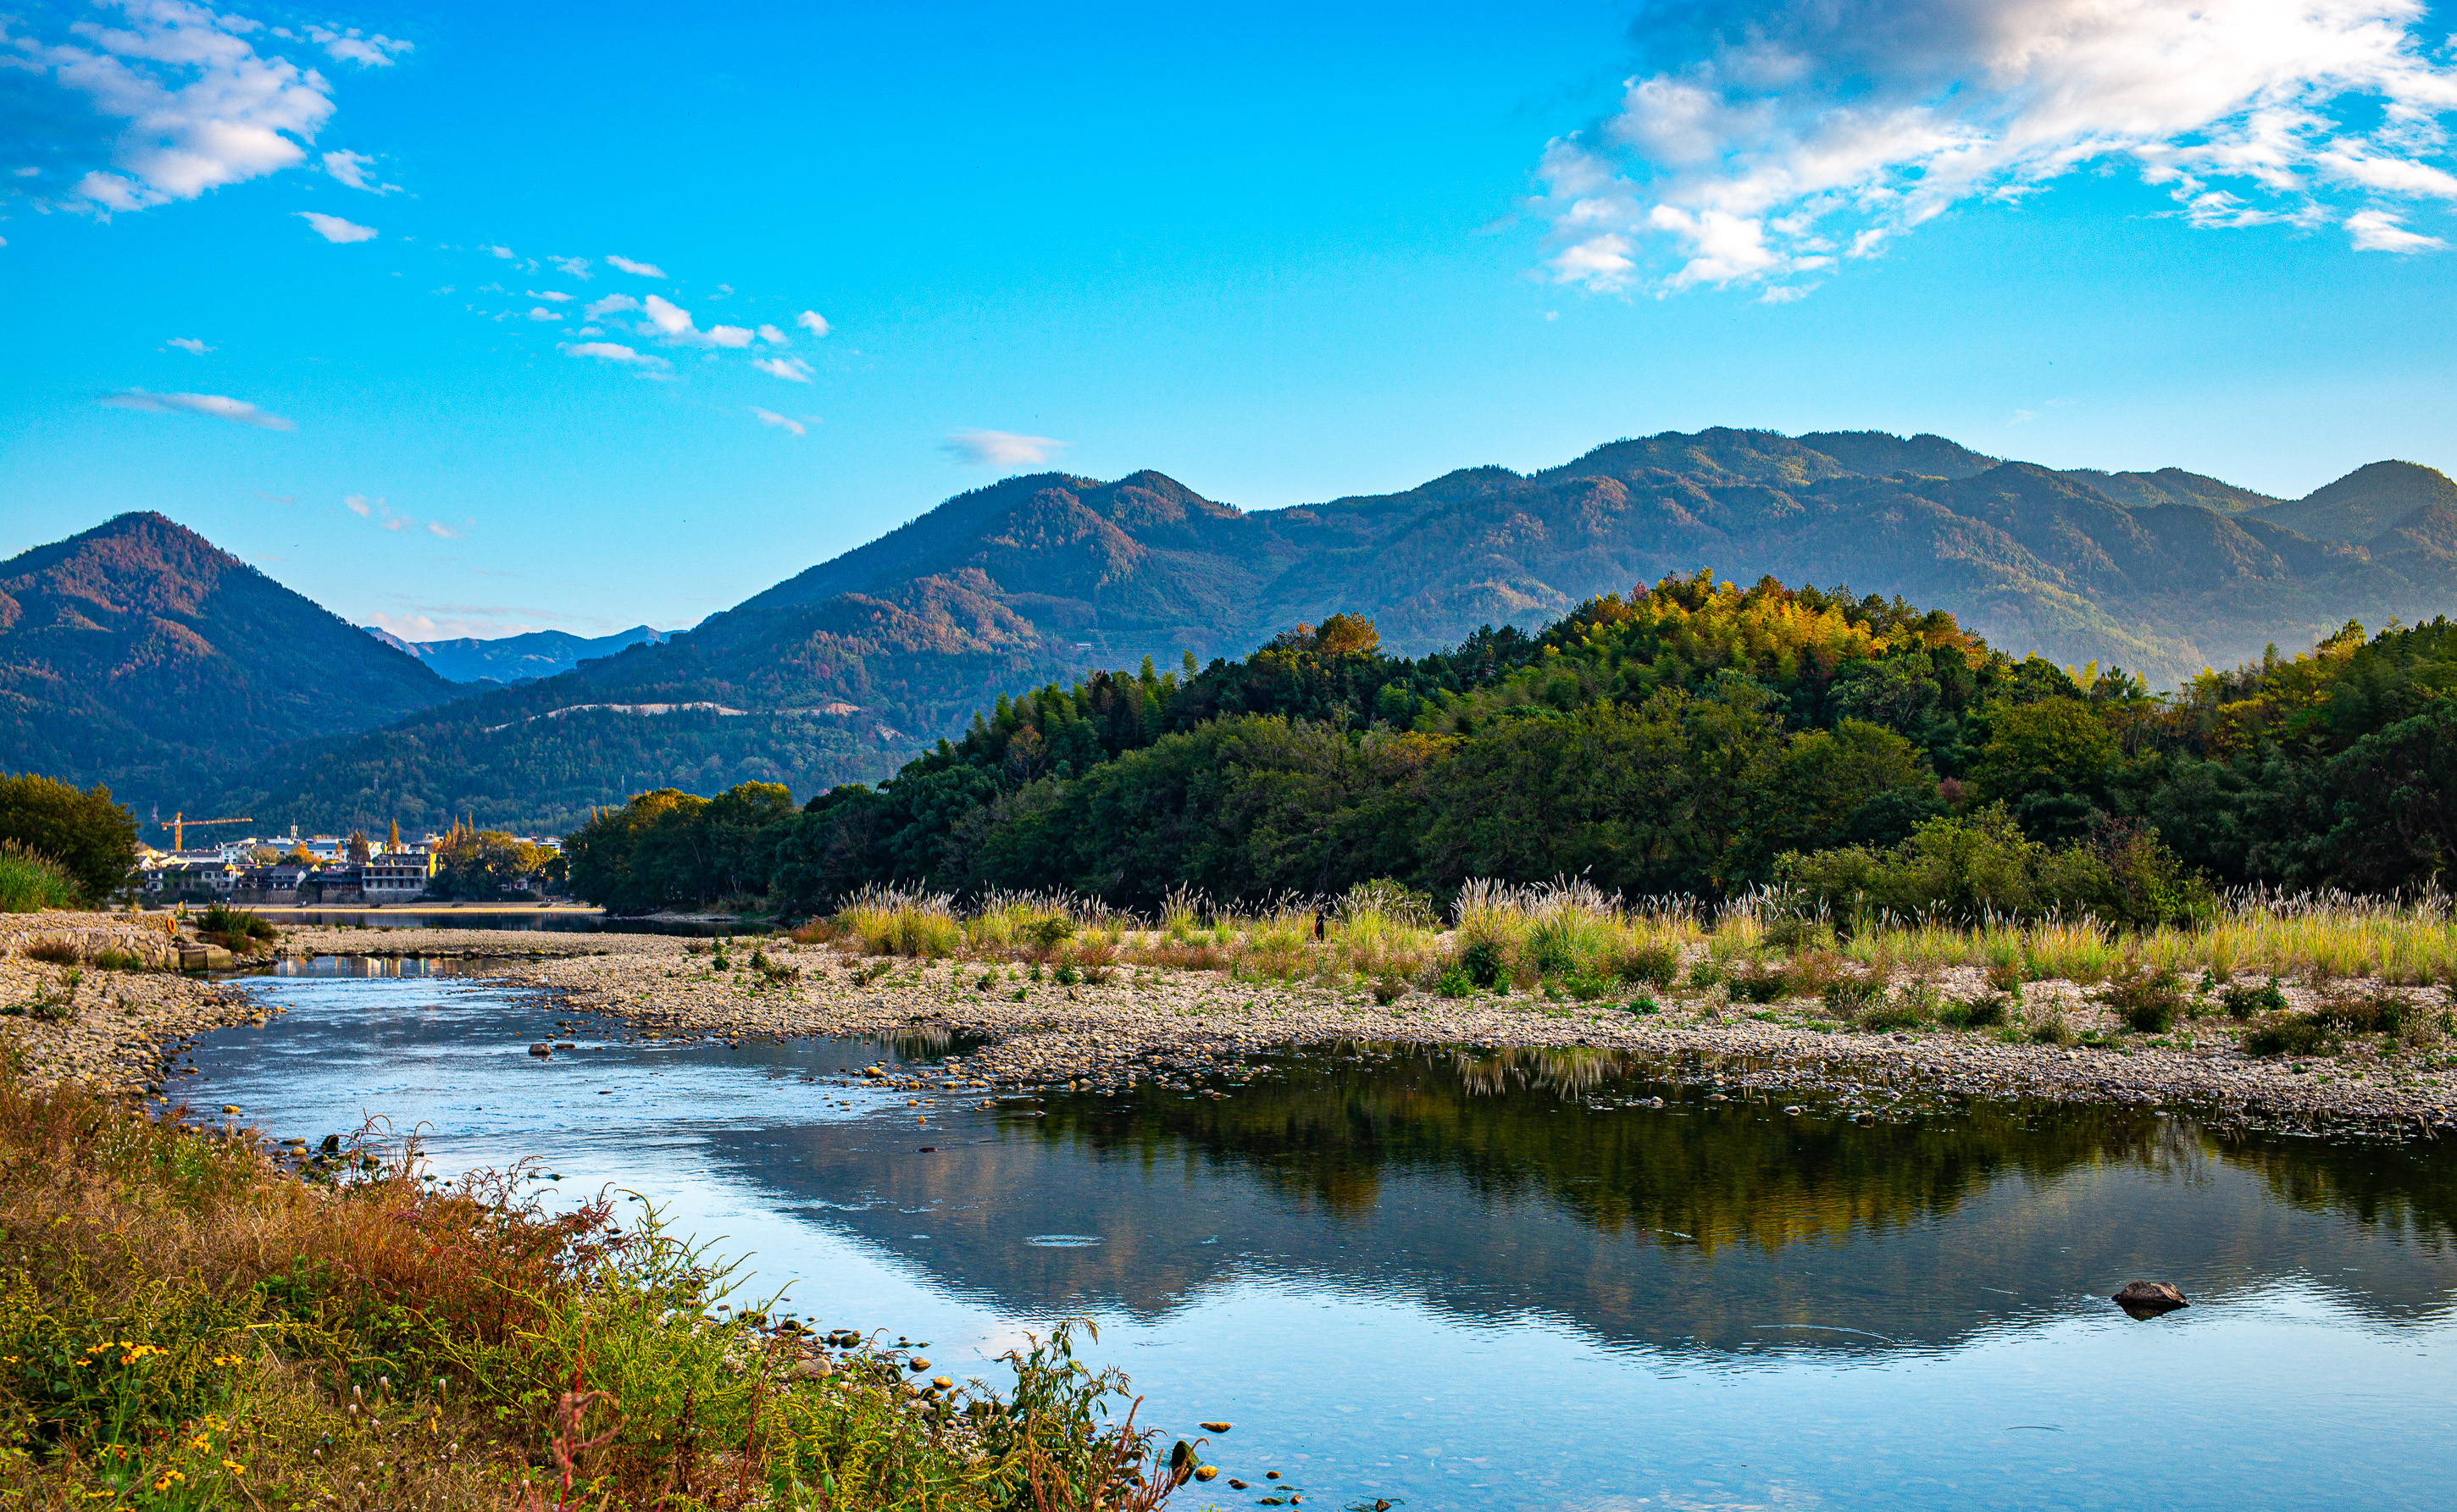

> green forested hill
[0,513,458,825]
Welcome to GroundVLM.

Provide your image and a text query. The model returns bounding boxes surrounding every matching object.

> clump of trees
[557,574,2457,916]
[429,829,566,901]
[0,775,138,906]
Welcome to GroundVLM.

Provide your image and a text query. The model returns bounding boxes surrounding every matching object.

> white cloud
[549,256,591,279]
[2345,208,2447,251]
[583,293,640,319]
[526,289,573,302]
[752,357,813,382]
[563,341,671,369]
[796,309,830,337]
[99,388,294,429]
[756,323,790,345]
[345,493,375,516]
[525,307,559,321]
[166,336,212,353]
[606,254,666,277]
[4,0,340,214]
[320,148,396,193]
[297,210,376,243]
[482,244,516,260]
[943,429,1064,467]
[640,294,752,347]
[426,519,460,539]
[1535,0,2457,294]
[752,407,806,435]
[305,25,412,69]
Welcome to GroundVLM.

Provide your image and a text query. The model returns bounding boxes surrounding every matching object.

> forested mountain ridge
[0,512,457,823]
[19,430,2454,837]
[208,429,2457,833]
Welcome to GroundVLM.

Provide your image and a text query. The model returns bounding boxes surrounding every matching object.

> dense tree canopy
[559,574,2457,913]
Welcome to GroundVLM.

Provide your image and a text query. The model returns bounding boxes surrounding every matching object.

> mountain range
[5,429,2452,837]
[363,623,671,684]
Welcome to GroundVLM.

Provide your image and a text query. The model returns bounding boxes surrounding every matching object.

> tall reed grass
[0,840,75,913]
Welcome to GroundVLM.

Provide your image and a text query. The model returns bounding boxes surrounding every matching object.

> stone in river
[528,1044,552,1057]
[2111,1280,2188,1316]
[1200,1421,1232,1432]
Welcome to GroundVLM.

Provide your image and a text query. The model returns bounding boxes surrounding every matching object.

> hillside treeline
[564,573,2457,914]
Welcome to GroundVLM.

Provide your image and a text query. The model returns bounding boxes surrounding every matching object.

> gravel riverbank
[0,913,265,1092]
[265,925,2457,1133]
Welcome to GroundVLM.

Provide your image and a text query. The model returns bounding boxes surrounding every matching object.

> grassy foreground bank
[0,1075,1197,1510]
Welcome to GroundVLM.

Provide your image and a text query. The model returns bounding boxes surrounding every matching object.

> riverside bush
[2100,966,2197,1033]
[2221,979,2288,1020]
[1776,807,2214,928]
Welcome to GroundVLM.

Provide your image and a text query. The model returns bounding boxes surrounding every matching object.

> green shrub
[2316,986,2410,1037]
[1941,990,2013,1028]
[1859,980,1938,1031]
[1433,966,1473,999]
[197,904,276,947]
[1624,995,1660,1015]
[2220,979,2287,1020]
[2243,1012,2329,1057]
[2100,966,2194,1034]
[1730,961,1794,1004]
[1612,939,1682,989]
[1777,806,2213,928]
[1459,939,1506,989]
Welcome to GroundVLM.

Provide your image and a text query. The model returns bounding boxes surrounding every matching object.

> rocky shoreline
[254,925,2457,1134]
[0,914,264,1093]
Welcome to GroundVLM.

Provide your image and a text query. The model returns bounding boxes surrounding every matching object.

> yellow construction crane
[165,813,252,851]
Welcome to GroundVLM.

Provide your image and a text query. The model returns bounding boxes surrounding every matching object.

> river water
[182,959,2457,1510]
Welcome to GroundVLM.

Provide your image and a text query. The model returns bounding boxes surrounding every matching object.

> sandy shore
[261,924,2457,1132]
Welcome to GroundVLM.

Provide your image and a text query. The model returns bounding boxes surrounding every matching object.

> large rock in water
[2112,1281,2188,1316]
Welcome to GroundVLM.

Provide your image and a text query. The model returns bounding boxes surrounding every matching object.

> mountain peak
[2253,459,2457,545]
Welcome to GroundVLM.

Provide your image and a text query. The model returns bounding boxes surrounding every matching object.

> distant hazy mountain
[363,623,671,683]
[2247,461,2457,544]
[0,512,457,826]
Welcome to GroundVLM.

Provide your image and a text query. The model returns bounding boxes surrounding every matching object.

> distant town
[136,824,566,906]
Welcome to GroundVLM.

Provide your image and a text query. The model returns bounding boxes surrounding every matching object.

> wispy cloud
[3,0,338,214]
[297,211,378,243]
[527,290,573,302]
[606,254,667,278]
[563,341,671,370]
[549,256,591,280]
[796,310,830,337]
[756,324,790,345]
[166,336,213,354]
[302,25,413,69]
[525,307,561,322]
[752,356,813,382]
[100,389,294,430]
[2345,208,2447,252]
[320,149,397,194]
[752,407,807,435]
[944,430,1063,467]
[1534,0,2457,295]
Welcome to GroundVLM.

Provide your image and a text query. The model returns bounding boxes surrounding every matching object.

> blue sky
[4,0,2454,640]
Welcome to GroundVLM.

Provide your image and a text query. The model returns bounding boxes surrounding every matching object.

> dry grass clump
[0,1075,1195,1510]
